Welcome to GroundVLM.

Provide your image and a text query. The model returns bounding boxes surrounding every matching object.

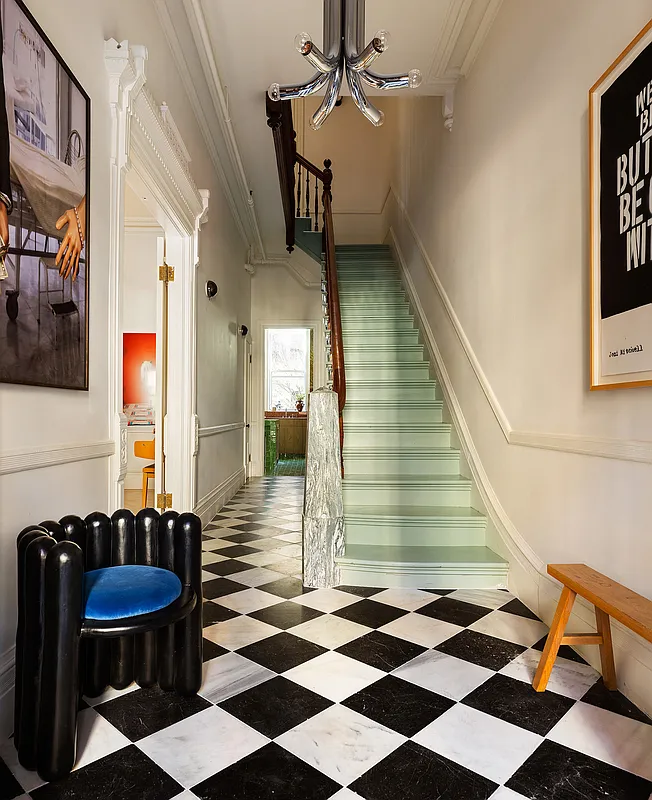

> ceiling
[156,0,503,263]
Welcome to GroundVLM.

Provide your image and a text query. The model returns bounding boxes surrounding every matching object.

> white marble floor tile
[275,544,303,558]
[269,559,303,576]
[548,701,652,781]
[83,682,140,708]
[392,650,494,701]
[329,790,365,800]
[203,616,277,650]
[202,551,228,566]
[237,551,289,567]
[489,788,530,800]
[447,589,514,610]
[499,649,599,700]
[208,519,247,529]
[233,567,286,587]
[413,703,542,784]
[201,538,238,551]
[200,652,275,704]
[137,706,268,788]
[379,613,463,648]
[217,511,253,518]
[216,588,284,614]
[372,588,439,612]
[291,588,360,613]
[469,610,549,647]
[276,704,405,785]
[243,538,289,552]
[291,614,373,649]
[202,570,220,583]
[276,532,302,543]
[284,651,385,702]
[274,523,303,532]
[259,517,292,528]
[74,708,131,772]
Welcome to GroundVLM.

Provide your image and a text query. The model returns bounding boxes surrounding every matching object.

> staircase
[335,244,508,589]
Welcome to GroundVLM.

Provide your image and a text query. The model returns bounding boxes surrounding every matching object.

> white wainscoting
[0,440,115,477]
[194,467,246,526]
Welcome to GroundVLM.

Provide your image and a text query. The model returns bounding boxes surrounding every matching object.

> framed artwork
[590,19,652,389]
[0,0,90,389]
[123,333,156,426]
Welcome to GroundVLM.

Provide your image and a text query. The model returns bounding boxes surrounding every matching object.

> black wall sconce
[205,280,218,299]
[240,325,249,337]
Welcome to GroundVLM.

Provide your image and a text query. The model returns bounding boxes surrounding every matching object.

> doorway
[263,327,313,477]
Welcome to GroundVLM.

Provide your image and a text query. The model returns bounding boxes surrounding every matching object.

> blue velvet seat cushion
[83,565,182,621]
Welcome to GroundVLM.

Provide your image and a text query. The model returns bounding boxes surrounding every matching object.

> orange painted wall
[123,333,156,405]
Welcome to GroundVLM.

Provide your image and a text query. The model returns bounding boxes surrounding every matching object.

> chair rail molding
[0,440,115,477]
[198,422,246,439]
[389,188,652,466]
[105,39,207,513]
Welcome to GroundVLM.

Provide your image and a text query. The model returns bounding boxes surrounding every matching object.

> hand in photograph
[55,195,86,280]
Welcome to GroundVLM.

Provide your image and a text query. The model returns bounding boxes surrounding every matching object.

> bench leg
[533,586,576,692]
[595,607,617,690]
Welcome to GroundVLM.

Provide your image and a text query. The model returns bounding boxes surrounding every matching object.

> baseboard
[389,225,652,719]
[194,467,246,527]
[0,646,15,739]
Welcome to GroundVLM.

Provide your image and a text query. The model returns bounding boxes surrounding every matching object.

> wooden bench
[533,563,652,692]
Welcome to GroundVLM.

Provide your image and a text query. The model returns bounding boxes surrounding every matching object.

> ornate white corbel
[442,87,454,132]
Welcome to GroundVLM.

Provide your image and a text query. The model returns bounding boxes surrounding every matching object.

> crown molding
[461,0,504,76]
[249,254,320,289]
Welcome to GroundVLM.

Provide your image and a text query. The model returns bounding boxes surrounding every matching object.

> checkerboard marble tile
[3,475,652,800]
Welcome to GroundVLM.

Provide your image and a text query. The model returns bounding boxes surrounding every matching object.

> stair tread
[344,505,484,519]
[343,474,471,485]
[339,544,507,566]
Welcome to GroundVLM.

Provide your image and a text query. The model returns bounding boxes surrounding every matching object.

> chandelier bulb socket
[408,69,423,89]
[294,32,313,55]
[374,30,391,52]
[268,82,281,102]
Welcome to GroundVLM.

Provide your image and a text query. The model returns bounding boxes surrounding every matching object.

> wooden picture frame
[0,0,90,390]
[590,19,652,390]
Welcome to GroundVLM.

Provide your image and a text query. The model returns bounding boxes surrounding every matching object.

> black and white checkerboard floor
[3,475,652,800]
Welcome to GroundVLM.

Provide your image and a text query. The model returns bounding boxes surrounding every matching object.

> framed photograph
[590,20,652,390]
[0,0,90,389]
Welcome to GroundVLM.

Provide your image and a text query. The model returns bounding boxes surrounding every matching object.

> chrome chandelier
[268,0,422,130]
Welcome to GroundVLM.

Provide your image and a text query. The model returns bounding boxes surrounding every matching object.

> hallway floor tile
[2,475,652,800]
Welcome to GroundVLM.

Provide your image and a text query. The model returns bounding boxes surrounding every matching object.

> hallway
[2,477,652,799]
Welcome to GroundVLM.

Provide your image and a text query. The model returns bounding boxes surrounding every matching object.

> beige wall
[0,0,249,734]
[298,96,398,243]
[390,1,652,713]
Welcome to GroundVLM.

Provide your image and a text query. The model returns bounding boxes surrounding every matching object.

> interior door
[244,337,253,478]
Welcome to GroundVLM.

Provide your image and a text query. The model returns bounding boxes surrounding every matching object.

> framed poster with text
[591,19,652,389]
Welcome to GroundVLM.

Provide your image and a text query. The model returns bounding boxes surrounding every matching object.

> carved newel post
[303,389,345,588]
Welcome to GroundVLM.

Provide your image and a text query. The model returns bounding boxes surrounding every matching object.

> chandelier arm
[356,0,366,54]
[344,0,361,59]
[302,42,339,74]
[347,66,384,127]
[323,0,342,59]
[268,71,330,102]
[348,38,383,72]
[311,61,344,130]
[360,69,410,91]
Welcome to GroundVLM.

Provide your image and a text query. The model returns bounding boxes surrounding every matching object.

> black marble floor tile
[336,631,426,672]
[203,600,240,626]
[202,577,249,600]
[192,742,339,800]
[203,638,229,662]
[210,514,238,522]
[257,577,313,600]
[248,601,324,630]
[462,673,575,736]
[499,597,541,621]
[531,636,588,664]
[96,686,212,741]
[333,599,408,629]
[219,676,333,738]
[423,589,456,595]
[203,559,256,577]
[350,741,497,800]
[217,544,262,558]
[228,523,270,533]
[220,531,266,544]
[237,632,327,673]
[416,597,493,627]
[581,678,652,725]
[506,739,652,799]
[435,629,527,671]
[343,675,455,737]
[0,753,23,800]
[336,585,384,598]
[30,745,182,800]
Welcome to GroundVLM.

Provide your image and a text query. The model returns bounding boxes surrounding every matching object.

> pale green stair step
[342,316,417,332]
[343,445,457,475]
[344,344,425,364]
[346,379,437,401]
[294,217,323,263]
[344,362,431,381]
[343,506,486,547]
[336,544,508,589]
[344,421,449,447]
[343,474,471,506]
[344,399,442,423]
[343,330,421,347]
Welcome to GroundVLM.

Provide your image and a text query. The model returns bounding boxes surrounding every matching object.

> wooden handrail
[265,98,345,472]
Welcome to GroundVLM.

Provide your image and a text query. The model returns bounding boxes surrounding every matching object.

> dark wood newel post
[266,95,296,253]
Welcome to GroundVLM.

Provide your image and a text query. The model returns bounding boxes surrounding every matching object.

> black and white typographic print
[600,38,652,376]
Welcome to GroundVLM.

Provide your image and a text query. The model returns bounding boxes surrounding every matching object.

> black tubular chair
[14,508,203,782]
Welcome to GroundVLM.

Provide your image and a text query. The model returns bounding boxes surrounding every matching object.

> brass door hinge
[156,492,173,510]
[158,264,175,282]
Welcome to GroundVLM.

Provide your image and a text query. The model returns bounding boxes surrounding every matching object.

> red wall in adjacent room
[123,332,156,405]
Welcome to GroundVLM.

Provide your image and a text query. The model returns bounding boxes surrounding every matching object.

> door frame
[243,334,253,479]
[105,39,208,512]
